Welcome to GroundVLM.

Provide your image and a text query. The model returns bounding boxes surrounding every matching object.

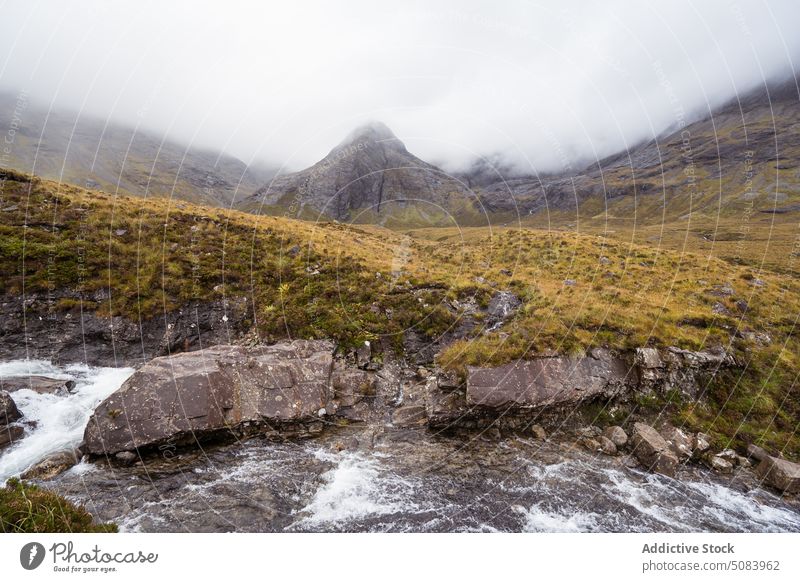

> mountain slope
[0,93,275,206]
[478,79,800,224]
[240,121,483,227]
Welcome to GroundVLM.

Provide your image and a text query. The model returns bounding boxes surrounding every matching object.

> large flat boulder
[756,455,800,494]
[84,340,334,455]
[466,349,634,410]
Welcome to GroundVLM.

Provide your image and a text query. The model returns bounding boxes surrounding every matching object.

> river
[2,360,800,533]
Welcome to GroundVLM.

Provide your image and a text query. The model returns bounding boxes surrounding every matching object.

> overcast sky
[1,0,798,174]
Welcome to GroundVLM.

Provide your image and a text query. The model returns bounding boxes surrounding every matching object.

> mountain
[239,121,483,227]
[478,79,800,223]
[0,93,275,206]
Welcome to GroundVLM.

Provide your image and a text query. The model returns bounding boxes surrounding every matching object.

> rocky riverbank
[2,335,799,532]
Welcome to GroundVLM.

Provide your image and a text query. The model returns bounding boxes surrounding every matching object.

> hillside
[0,93,275,206]
[2,168,800,456]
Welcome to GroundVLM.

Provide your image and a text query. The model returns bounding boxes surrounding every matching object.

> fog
[1,0,798,174]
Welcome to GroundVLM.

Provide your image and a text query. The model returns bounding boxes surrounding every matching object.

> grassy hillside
[2,167,800,457]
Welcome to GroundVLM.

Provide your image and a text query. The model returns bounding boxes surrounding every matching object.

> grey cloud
[1,0,798,175]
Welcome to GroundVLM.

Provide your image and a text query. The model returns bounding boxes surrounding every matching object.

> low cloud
[1,0,798,175]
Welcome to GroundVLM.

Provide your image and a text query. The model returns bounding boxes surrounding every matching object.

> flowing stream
[2,360,800,533]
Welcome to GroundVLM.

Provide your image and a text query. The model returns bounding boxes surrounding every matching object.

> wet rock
[706,454,734,474]
[603,425,628,448]
[693,432,712,456]
[392,405,428,427]
[486,291,521,321]
[631,423,679,477]
[21,449,82,480]
[0,390,22,425]
[0,424,24,449]
[1,376,76,395]
[83,340,334,455]
[598,435,618,456]
[115,451,138,466]
[755,456,800,494]
[736,455,752,468]
[530,424,547,440]
[660,425,693,461]
[580,437,601,452]
[466,349,632,410]
[332,366,377,408]
[717,449,738,463]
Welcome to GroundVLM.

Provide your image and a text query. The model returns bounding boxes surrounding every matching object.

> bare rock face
[631,423,679,477]
[84,340,334,455]
[756,456,800,494]
[634,347,734,398]
[0,390,22,425]
[466,349,634,410]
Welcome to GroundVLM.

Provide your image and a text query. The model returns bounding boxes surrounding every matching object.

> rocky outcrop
[755,455,800,494]
[634,347,734,398]
[0,294,250,367]
[466,348,633,410]
[630,423,679,477]
[84,340,334,455]
[0,390,22,425]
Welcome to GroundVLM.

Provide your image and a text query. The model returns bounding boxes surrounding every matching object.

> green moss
[0,478,117,533]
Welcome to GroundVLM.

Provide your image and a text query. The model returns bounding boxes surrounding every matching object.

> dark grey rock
[0,390,22,424]
[83,340,334,455]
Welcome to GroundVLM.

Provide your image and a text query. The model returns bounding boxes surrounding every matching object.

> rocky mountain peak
[336,120,406,153]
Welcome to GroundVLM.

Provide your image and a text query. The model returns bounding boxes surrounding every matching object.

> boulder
[530,424,547,440]
[660,425,693,461]
[0,424,24,449]
[0,390,22,425]
[83,341,334,455]
[603,425,628,448]
[1,376,76,395]
[746,443,769,463]
[466,349,634,410]
[20,449,82,480]
[705,454,734,474]
[756,456,800,494]
[597,435,618,456]
[630,423,679,477]
[693,432,712,455]
[580,437,602,453]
